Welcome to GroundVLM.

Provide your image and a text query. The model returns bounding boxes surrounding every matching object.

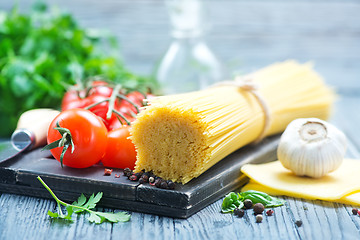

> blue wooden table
[0,0,359,239]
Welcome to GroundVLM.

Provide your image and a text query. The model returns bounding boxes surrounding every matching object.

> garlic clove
[277,118,347,178]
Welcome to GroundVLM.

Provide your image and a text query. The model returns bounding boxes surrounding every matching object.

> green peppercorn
[255,214,263,223]
[253,203,265,214]
[244,199,253,209]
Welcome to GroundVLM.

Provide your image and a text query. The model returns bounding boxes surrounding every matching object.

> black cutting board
[0,135,279,218]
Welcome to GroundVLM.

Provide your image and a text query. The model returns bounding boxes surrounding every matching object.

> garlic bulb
[277,118,347,178]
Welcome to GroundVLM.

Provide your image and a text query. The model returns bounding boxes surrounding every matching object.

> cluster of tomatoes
[46,81,152,170]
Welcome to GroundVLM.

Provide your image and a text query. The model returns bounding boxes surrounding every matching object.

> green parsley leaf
[37,176,131,224]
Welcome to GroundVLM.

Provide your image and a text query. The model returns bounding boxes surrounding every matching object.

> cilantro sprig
[37,176,131,224]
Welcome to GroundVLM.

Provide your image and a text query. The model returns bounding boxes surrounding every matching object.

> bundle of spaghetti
[130,60,335,183]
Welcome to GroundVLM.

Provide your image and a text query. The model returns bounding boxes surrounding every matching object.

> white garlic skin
[277,118,347,178]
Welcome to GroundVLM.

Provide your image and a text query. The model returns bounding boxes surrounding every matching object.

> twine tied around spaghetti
[210,75,271,144]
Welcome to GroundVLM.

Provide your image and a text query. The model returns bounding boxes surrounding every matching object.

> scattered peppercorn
[256,214,263,223]
[253,203,265,214]
[129,174,138,181]
[103,168,113,176]
[167,180,176,190]
[149,176,155,184]
[123,168,132,177]
[295,220,302,227]
[352,208,358,215]
[160,181,168,189]
[155,179,162,188]
[139,178,145,184]
[135,172,143,179]
[266,209,274,216]
[141,175,149,183]
[234,208,245,218]
[244,199,253,209]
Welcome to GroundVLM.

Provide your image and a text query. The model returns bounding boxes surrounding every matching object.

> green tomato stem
[84,99,110,110]
[116,93,140,113]
[106,84,122,120]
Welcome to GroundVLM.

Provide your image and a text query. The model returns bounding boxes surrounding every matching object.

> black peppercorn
[135,172,143,179]
[129,174,138,181]
[123,168,132,177]
[295,220,302,227]
[352,208,358,215]
[255,214,263,223]
[244,199,253,209]
[253,203,265,214]
[141,175,149,183]
[155,179,162,188]
[234,208,244,218]
[139,178,145,184]
[167,180,176,190]
[160,181,168,189]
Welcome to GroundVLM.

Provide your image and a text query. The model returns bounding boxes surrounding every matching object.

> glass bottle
[155,0,225,95]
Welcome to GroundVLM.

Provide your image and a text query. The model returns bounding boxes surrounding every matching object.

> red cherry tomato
[47,109,108,168]
[101,125,137,170]
[88,81,113,97]
[62,81,121,130]
[119,91,146,114]
[61,81,114,110]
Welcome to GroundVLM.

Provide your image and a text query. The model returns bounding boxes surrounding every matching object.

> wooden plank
[286,198,360,239]
[0,135,279,218]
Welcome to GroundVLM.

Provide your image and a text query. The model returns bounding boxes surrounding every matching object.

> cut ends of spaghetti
[130,60,335,184]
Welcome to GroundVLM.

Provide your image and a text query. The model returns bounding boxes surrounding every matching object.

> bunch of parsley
[0,2,155,137]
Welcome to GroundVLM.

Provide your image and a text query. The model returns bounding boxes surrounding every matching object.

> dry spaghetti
[130,60,335,183]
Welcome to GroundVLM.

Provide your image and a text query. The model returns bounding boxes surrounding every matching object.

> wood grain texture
[0,0,359,239]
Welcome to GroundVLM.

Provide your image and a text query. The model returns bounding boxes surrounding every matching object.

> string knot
[210,75,271,144]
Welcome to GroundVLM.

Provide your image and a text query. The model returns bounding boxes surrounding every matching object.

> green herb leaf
[72,192,103,213]
[47,210,59,218]
[88,212,104,224]
[37,176,131,224]
[96,211,131,223]
[221,190,285,214]
[221,192,244,213]
[239,190,285,207]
